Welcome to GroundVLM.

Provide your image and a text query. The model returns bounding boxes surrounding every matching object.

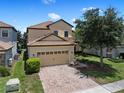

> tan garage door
[37,51,69,66]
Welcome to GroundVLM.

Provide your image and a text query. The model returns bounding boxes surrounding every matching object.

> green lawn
[0,76,10,92]
[0,61,44,93]
[75,54,124,84]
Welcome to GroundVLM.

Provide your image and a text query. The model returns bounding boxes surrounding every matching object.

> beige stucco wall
[28,45,74,66]
[49,21,73,38]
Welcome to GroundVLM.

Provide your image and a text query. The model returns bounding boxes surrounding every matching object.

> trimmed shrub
[0,66,10,77]
[26,58,40,74]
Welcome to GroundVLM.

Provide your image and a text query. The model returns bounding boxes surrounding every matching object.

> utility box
[8,58,13,67]
[6,78,20,92]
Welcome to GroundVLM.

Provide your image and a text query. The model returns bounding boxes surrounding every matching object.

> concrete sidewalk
[102,79,124,93]
[72,86,111,93]
[72,79,124,93]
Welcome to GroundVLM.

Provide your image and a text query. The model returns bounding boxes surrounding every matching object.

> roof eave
[27,44,74,47]
[48,19,73,27]
[0,27,17,32]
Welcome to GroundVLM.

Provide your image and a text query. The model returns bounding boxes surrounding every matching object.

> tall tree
[22,32,27,49]
[17,30,23,50]
[76,7,124,67]
[75,20,89,54]
[17,31,28,54]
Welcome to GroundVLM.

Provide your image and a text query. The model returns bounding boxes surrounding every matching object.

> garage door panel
[39,51,69,66]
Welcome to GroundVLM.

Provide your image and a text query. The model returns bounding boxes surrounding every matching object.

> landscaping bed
[75,54,124,84]
[0,61,44,93]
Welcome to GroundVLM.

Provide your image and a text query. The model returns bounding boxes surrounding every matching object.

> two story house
[27,19,74,66]
[0,21,17,66]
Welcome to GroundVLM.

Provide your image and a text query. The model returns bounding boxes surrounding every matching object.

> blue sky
[0,0,124,33]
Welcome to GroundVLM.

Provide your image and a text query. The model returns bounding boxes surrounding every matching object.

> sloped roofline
[0,27,17,32]
[39,33,67,41]
[27,21,53,29]
[0,42,13,51]
[27,19,73,33]
[47,19,73,27]
[27,33,68,46]
[0,21,17,32]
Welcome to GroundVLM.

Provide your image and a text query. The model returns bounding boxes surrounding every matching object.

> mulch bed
[76,63,113,73]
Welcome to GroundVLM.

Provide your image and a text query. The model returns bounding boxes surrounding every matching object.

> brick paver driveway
[39,65,98,93]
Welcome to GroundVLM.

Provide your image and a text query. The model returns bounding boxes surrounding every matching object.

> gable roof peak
[27,19,73,30]
[48,19,73,27]
[27,32,69,46]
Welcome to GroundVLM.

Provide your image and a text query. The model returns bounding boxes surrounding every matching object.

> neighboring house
[0,21,17,66]
[75,40,124,58]
[83,48,117,58]
[83,47,124,58]
[74,30,124,58]
[27,19,75,66]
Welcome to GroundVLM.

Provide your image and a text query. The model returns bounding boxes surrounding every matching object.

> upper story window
[2,30,9,38]
[54,31,58,36]
[64,31,68,37]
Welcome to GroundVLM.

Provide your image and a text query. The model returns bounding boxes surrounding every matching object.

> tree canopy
[75,7,124,67]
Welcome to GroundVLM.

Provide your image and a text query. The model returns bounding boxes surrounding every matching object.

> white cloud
[42,0,56,4]
[81,7,103,13]
[81,7,96,12]
[99,9,103,13]
[72,18,76,23]
[48,13,61,21]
